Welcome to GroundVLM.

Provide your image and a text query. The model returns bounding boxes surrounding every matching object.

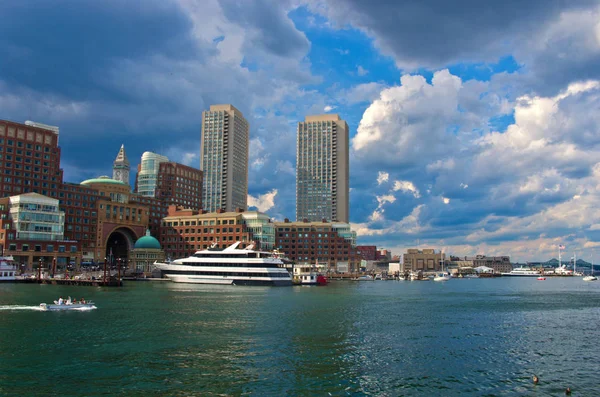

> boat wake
[0,305,45,311]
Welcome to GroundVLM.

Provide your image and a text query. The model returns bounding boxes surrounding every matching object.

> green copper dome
[134,230,161,250]
[81,175,127,186]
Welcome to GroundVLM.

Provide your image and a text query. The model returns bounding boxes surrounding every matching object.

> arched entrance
[105,227,137,268]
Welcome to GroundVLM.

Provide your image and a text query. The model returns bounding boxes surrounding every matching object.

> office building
[135,151,169,197]
[296,114,349,223]
[201,104,249,212]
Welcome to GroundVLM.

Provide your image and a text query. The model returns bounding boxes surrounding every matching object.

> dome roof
[134,230,161,250]
[81,176,127,186]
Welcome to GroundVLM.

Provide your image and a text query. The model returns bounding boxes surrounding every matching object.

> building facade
[135,151,169,197]
[160,207,269,259]
[80,177,148,263]
[473,255,512,273]
[402,249,445,272]
[155,161,202,211]
[296,114,349,223]
[0,120,63,198]
[274,219,360,273]
[112,144,130,185]
[0,193,80,271]
[201,104,249,212]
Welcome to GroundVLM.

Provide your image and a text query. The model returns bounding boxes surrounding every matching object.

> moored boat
[501,267,542,277]
[154,242,292,286]
[0,256,17,282]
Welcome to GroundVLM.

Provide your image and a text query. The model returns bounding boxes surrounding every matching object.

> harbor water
[1,278,599,396]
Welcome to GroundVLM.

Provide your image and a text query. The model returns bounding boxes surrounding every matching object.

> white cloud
[357,65,368,76]
[442,197,450,204]
[393,180,420,198]
[248,189,278,212]
[324,105,337,112]
[377,171,389,185]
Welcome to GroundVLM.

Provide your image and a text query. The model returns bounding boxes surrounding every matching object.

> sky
[2,0,600,262]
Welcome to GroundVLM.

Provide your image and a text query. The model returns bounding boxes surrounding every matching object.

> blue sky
[2,0,600,261]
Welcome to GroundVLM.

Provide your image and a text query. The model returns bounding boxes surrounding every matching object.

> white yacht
[153,242,292,286]
[0,256,17,281]
[501,267,542,277]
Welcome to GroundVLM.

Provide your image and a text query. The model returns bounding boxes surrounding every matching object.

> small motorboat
[537,277,546,281]
[40,298,96,311]
[583,275,598,281]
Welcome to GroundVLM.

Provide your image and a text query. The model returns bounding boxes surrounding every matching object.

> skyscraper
[296,114,349,223]
[113,144,130,185]
[134,151,203,210]
[135,151,169,197]
[201,104,249,212]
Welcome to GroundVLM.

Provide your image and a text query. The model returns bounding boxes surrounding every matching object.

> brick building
[160,206,272,259]
[274,219,360,273]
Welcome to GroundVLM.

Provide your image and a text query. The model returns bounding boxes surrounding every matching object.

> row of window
[7,243,77,253]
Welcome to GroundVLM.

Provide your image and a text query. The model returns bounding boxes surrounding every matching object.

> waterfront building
[112,144,130,185]
[402,249,445,272]
[473,255,512,274]
[80,177,148,264]
[0,120,63,197]
[0,193,80,271]
[130,229,165,276]
[160,206,270,259]
[296,114,349,223]
[201,104,249,213]
[135,151,169,197]
[274,219,360,273]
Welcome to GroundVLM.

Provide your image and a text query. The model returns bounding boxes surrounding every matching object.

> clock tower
[113,144,130,185]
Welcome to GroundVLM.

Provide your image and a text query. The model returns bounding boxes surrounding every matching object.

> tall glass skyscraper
[136,151,169,197]
[201,104,249,212]
[296,114,349,223]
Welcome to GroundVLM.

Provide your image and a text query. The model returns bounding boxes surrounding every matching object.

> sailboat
[433,254,450,282]
[583,254,597,281]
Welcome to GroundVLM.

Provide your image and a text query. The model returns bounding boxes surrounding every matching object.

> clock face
[115,170,122,179]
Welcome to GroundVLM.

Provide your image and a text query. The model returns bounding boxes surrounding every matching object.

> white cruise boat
[501,267,542,277]
[0,256,17,281]
[153,242,292,286]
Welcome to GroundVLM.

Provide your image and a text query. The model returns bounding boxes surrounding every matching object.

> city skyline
[1,1,600,262]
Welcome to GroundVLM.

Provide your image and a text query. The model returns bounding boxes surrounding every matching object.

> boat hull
[40,303,96,311]
[164,274,292,286]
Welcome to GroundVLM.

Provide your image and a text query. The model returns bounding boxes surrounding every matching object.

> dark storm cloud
[219,0,310,58]
[0,0,203,101]
[319,0,595,68]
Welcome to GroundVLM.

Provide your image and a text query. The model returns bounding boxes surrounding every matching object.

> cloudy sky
[2,0,600,262]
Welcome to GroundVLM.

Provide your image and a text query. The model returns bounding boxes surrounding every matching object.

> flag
[559,245,565,249]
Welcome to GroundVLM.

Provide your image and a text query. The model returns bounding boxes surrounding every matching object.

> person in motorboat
[80,298,86,304]
[58,296,64,305]
[66,296,72,305]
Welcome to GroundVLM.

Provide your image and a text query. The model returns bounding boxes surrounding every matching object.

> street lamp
[117,258,121,285]
[38,257,42,281]
[103,257,107,286]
